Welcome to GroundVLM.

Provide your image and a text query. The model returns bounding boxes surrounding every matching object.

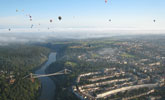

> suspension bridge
[23,69,72,79]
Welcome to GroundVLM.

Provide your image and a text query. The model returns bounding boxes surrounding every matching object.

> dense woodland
[0,44,50,100]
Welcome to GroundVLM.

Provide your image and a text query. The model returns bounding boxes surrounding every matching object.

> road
[96,83,157,99]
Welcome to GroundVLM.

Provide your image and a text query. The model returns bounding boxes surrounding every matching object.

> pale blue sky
[0,0,165,31]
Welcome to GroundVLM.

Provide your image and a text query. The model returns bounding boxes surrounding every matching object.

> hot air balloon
[50,19,53,23]
[16,9,18,12]
[105,0,108,3]
[109,19,111,22]
[31,24,33,28]
[30,19,32,21]
[8,28,11,31]
[153,20,156,22]
[58,16,62,21]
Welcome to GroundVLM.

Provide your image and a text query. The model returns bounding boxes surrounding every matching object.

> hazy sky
[0,0,165,32]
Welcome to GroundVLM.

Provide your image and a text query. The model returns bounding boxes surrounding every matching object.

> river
[35,53,56,100]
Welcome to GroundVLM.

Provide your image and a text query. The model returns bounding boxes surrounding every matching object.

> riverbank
[32,52,50,73]
[45,60,80,100]
[32,54,50,100]
[35,53,56,100]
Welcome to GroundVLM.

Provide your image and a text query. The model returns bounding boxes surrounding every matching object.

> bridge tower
[64,69,67,74]
[30,73,33,78]
[30,73,35,83]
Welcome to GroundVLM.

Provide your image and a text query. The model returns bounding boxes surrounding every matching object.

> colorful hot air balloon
[105,0,108,3]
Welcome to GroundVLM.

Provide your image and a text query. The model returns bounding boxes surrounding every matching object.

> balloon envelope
[58,16,62,21]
